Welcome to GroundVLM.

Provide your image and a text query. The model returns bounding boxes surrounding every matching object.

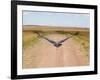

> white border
[17,5,94,75]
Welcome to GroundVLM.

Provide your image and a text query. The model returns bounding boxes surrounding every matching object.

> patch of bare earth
[23,33,89,68]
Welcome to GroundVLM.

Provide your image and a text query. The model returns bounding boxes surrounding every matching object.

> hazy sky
[23,11,90,28]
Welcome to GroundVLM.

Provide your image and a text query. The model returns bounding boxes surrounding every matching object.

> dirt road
[23,33,89,68]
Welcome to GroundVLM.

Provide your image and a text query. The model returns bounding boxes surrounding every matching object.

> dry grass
[73,32,89,57]
[23,32,39,48]
[23,25,89,32]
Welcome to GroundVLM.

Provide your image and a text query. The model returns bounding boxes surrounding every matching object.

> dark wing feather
[36,32,57,45]
[42,36,57,44]
[58,32,79,44]
[57,36,71,44]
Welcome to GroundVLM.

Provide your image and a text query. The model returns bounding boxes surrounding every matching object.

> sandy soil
[22,33,89,68]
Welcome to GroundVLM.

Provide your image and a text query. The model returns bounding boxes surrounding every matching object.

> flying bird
[35,32,79,48]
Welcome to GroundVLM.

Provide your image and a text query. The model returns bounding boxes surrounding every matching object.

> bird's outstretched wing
[36,32,57,45]
[57,35,73,44]
[58,32,79,44]
[42,36,57,44]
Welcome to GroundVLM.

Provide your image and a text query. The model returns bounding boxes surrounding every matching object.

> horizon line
[23,25,89,28]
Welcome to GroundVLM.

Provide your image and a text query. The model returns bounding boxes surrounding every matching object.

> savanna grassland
[22,25,90,68]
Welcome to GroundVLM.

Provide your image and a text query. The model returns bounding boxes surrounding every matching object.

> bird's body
[54,43,62,47]
[41,36,62,47]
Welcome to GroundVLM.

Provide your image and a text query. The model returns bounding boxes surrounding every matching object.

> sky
[23,11,90,28]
